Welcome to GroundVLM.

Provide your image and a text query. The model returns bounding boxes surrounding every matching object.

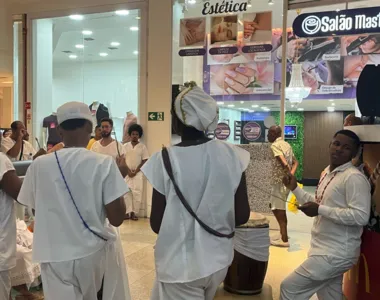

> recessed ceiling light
[99,52,108,57]
[69,15,84,20]
[240,101,245,104]
[329,99,334,102]
[217,102,224,105]
[336,9,341,12]
[130,26,139,31]
[227,104,235,108]
[332,103,336,106]
[251,104,259,108]
[115,10,129,16]
[188,0,196,4]
[75,44,84,49]
[262,107,270,111]
[249,110,255,113]
[268,0,274,5]
[297,108,304,111]
[110,42,120,47]
[69,54,77,59]
[82,30,92,35]
[133,50,139,55]
[327,107,335,112]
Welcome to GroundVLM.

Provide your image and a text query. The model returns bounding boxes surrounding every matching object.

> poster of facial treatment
[344,55,380,88]
[341,34,380,56]
[209,61,274,95]
[179,17,206,48]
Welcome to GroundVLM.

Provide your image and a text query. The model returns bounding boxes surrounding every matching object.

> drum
[224,212,270,295]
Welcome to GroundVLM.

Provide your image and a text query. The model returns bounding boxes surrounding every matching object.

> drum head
[357,65,380,117]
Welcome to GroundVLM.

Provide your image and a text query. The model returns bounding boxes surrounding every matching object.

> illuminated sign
[293,6,380,38]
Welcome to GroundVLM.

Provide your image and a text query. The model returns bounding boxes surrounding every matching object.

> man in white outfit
[17,102,130,300]
[281,130,371,300]
[142,82,251,300]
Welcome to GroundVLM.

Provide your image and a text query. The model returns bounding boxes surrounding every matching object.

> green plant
[271,112,304,181]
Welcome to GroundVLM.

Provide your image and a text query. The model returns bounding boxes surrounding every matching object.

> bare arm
[276,155,291,172]
[291,156,299,176]
[235,172,250,226]
[6,137,23,159]
[105,197,126,227]
[135,159,148,174]
[1,170,23,201]
[150,189,166,234]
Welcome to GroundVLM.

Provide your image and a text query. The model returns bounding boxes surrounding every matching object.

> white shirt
[293,162,371,262]
[0,153,16,271]
[91,140,125,160]
[123,142,149,171]
[142,140,250,283]
[1,137,37,162]
[17,148,129,263]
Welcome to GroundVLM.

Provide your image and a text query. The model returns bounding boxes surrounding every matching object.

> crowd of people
[0,83,374,300]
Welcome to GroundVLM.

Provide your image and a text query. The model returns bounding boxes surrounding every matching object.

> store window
[31,9,141,148]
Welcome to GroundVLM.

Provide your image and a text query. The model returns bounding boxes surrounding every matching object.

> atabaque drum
[224,212,270,295]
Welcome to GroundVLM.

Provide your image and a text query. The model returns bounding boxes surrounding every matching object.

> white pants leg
[280,256,355,300]
[0,270,11,300]
[151,267,228,300]
[41,246,106,300]
[125,174,143,215]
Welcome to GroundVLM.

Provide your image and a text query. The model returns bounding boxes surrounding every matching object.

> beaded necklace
[315,171,338,204]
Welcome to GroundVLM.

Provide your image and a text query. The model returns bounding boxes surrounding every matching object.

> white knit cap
[57,102,93,126]
[174,86,218,132]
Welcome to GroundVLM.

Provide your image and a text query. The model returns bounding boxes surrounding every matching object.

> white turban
[174,86,219,132]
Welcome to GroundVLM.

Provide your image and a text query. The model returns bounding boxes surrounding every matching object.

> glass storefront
[30,9,141,146]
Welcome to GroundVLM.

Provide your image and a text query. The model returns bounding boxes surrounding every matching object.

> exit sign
[148,112,164,121]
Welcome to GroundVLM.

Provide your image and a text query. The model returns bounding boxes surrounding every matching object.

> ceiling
[53,10,140,63]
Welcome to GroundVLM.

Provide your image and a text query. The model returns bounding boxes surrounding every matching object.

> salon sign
[293,6,380,38]
[202,0,248,16]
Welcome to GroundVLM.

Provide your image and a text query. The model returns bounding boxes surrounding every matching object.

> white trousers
[151,267,228,300]
[125,173,143,215]
[0,270,11,300]
[280,255,355,300]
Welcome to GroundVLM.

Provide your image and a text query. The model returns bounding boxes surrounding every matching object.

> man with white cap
[17,102,130,300]
[142,82,251,300]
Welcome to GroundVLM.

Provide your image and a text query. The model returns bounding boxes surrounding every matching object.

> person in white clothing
[142,82,251,300]
[281,130,371,300]
[91,118,125,160]
[0,135,23,300]
[1,121,46,162]
[17,102,130,300]
[123,124,149,221]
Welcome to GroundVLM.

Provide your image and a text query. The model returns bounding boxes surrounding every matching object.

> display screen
[284,125,297,140]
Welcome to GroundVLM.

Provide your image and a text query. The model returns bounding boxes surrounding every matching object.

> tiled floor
[122,212,313,300]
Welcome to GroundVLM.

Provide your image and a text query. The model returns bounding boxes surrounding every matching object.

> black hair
[128,124,143,137]
[60,119,89,131]
[11,121,22,131]
[333,130,361,150]
[100,118,113,127]
[95,125,101,130]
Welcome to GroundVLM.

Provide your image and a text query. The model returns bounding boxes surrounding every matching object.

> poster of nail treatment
[209,61,274,95]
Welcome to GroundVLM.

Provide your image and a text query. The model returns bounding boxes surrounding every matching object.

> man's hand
[299,202,319,217]
[16,129,26,141]
[116,155,126,168]
[33,148,47,160]
[283,172,297,191]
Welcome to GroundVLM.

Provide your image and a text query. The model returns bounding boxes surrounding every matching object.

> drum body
[224,212,270,295]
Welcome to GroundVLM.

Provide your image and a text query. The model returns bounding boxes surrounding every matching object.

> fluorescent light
[327,107,335,112]
[115,10,129,16]
[188,0,196,4]
[130,26,139,31]
[133,50,139,55]
[69,55,77,59]
[217,102,224,105]
[251,104,259,108]
[110,42,120,47]
[227,104,235,108]
[99,53,108,57]
[75,44,84,49]
[69,15,84,20]
[82,30,92,35]
[297,108,304,111]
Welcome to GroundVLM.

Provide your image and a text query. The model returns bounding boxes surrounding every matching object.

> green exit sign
[148,112,164,121]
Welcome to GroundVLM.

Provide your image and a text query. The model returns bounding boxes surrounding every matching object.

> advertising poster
[209,61,274,95]
[214,122,231,140]
[344,55,380,88]
[210,15,238,46]
[179,17,206,48]
[341,34,380,56]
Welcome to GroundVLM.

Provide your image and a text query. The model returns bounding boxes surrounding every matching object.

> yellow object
[288,183,303,214]
[87,138,96,150]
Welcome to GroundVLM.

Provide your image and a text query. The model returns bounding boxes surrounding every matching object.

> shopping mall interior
[1,0,380,299]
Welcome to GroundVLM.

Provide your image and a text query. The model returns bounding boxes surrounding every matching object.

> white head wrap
[57,101,93,126]
[174,86,219,132]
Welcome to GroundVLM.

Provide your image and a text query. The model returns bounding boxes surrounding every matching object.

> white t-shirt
[0,153,16,271]
[142,140,250,283]
[91,140,125,160]
[1,137,37,162]
[123,142,149,171]
[17,148,129,263]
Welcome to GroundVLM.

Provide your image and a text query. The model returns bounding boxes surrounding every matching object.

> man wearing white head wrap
[17,102,131,300]
[142,83,251,300]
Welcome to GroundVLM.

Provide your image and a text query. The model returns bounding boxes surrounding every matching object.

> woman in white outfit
[142,82,251,300]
